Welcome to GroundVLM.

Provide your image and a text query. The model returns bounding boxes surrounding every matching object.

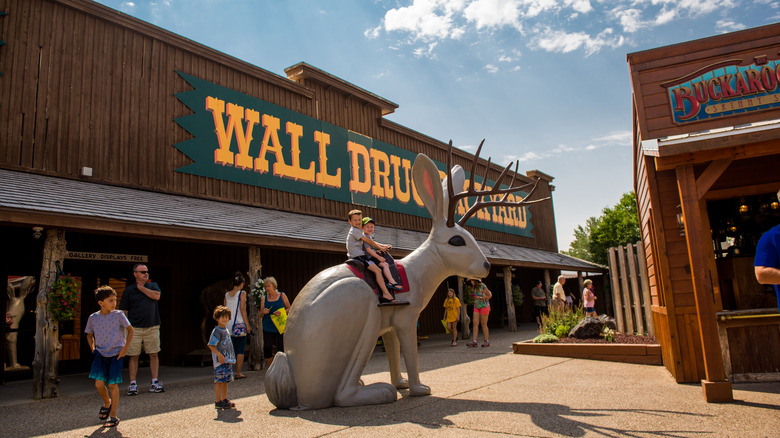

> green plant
[540,304,585,338]
[49,274,81,322]
[250,277,265,308]
[512,285,524,307]
[602,327,615,342]
[533,334,559,343]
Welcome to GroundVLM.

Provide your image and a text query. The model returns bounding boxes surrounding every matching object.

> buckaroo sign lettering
[663,55,780,124]
[174,72,534,237]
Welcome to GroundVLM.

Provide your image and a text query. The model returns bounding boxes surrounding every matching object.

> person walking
[465,279,492,347]
[531,280,548,327]
[260,277,291,368]
[224,271,250,379]
[442,288,461,346]
[582,279,598,317]
[119,263,164,395]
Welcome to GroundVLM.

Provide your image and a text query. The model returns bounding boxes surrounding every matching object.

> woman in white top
[224,272,250,379]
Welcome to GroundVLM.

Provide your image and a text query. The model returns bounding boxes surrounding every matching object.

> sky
[93,0,778,252]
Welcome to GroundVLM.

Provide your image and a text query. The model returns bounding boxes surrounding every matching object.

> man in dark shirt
[118,264,164,395]
[755,190,780,312]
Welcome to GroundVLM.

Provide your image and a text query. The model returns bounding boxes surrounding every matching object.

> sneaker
[222,399,235,408]
[149,381,165,393]
[215,400,229,409]
[127,382,138,396]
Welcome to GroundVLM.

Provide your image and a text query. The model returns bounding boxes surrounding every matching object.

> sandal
[104,417,119,428]
[450,341,457,347]
[99,404,111,420]
[481,340,490,347]
[466,340,478,347]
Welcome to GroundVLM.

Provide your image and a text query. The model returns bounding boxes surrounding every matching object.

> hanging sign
[663,55,780,124]
[65,252,148,263]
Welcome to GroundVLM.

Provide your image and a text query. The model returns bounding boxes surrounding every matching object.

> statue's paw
[409,383,431,396]
[393,378,409,389]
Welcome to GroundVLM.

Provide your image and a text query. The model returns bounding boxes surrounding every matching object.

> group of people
[84,263,292,425]
[531,276,599,326]
[441,279,493,348]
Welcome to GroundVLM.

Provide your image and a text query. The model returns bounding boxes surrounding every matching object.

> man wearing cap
[754,190,780,312]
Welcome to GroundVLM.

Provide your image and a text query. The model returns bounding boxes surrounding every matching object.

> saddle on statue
[345,253,410,306]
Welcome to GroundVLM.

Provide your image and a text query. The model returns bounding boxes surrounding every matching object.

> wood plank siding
[0,0,559,253]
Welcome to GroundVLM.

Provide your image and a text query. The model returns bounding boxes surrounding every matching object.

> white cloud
[531,27,623,55]
[464,0,522,29]
[383,0,466,40]
[502,130,631,164]
[714,19,746,33]
[120,1,136,13]
[498,54,513,62]
[485,64,499,73]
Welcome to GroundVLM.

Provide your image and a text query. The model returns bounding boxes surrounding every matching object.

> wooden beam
[696,158,732,200]
[675,164,733,402]
[608,248,626,332]
[503,267,517,332]
[655,139,780,171]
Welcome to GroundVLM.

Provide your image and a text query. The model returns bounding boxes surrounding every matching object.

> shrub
[540,304,585,338]
[49,274,81,322]
[533,334,559,343]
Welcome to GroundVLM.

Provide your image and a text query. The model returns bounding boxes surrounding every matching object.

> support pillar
[676,164,732,402]
[32,229,66,399]
[247,246,264,370]
[503,267,516,332]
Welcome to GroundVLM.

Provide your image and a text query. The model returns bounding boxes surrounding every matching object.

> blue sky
[94,0,778,252]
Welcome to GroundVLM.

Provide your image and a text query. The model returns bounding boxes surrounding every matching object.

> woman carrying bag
[224,271,250,379]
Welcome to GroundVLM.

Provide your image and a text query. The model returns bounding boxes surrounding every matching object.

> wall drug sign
[663,55,780,125]
[174,72,534,237]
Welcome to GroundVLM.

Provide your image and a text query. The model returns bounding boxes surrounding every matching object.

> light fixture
[738,198,749,214]
[676,205,685,237]
[772,200,779,210]
[32,226,43,239]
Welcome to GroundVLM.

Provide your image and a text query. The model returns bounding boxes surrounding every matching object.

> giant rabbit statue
[265,142,545,410]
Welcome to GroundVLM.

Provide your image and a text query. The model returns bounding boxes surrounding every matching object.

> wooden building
[0,0,602,383]
[628,23,780,402]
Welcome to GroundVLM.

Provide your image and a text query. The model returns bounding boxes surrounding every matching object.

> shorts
[231,335,247,355]
[126,325,161,356]
[534,306,548,318]
[214,363,234,383]
[585,307,596,313]
[89,350,124,385]
[474,306,490,315]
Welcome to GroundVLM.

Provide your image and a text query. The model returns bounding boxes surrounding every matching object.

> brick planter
[513,340,662,365]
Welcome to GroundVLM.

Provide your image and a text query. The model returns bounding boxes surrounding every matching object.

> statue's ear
[442,165,465,225]
[412,154,444,224]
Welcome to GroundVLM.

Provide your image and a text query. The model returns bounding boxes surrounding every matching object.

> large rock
[568,316,603,339]
[598,314,617,330]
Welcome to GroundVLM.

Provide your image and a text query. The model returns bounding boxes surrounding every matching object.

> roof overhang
[0,169,604,273]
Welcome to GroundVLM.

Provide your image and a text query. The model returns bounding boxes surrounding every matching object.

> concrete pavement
[1,324,778,437]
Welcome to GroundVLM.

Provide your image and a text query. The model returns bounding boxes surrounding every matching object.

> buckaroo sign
[174,72,534,237]
[662,55,780,124]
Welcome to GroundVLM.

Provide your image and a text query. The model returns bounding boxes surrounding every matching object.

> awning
[0,169,603,272]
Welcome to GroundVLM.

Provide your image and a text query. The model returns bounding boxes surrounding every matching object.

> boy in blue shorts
[208,305,237,409]
[85,286,134,428]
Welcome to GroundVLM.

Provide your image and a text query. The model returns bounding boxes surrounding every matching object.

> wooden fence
[607,242,654,336]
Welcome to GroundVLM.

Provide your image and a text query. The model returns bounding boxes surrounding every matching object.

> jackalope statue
[265,141,546,410]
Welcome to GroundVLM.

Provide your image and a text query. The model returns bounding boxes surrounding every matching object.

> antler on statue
[445,139,550,228]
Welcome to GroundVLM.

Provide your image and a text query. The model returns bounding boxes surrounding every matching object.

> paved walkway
[1,324,778,437]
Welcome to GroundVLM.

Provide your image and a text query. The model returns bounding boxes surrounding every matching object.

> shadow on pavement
[271,397,711,437]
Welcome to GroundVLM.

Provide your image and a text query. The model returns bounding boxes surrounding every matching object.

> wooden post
[608,248,625,332]
[577,271,584,300]
[247,246,263,370]
[627,243,645,335]
[457,276,470,339]
[503,267,516,332]
[32,229,66,399]
[635,241,654,336]
[618,245,635,333]
[543,269,551,306]
[676,164,732,402]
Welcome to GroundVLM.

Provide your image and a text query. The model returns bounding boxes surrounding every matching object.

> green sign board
[173,71,534,237]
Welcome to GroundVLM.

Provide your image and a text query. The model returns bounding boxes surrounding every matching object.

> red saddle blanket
[346,261,410,294]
